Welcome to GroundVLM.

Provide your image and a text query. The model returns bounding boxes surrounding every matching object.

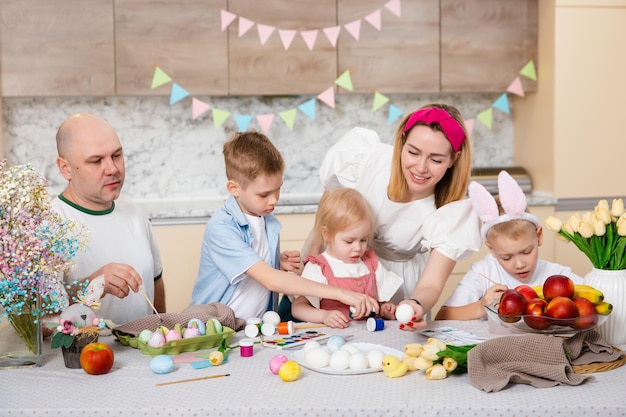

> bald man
[52,113,165,324]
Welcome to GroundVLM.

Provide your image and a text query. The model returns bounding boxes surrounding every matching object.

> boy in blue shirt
[190,131,377,320]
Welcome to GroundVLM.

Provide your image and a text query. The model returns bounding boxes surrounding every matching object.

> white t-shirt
[320,127,482,302]
[443,254,583,308]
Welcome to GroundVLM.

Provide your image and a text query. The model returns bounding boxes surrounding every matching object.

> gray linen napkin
[112,303,246,337]
[467,333,595,392]
[564,329,623,365]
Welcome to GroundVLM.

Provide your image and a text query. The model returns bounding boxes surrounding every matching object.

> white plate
[293,342,404,375]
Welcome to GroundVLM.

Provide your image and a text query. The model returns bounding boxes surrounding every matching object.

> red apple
[80,342,114,375]
[545,296,579,325]
[524,298,551,330]
[543,275,575,300]
[571,297,599,330]
[498,289,527,323]
[515,284,539,303]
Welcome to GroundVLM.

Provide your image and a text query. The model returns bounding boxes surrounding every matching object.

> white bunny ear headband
[468,170,539,241]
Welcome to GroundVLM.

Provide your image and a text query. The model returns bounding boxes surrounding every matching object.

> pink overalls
[306,249,379,318]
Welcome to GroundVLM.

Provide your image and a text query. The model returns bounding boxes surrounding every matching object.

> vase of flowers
[0,160,87,368]
[545,198,626,346]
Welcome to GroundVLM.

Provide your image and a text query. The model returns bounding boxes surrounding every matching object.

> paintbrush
[156,373,230,386]
[139,287,163,322]
[479,273,499,285]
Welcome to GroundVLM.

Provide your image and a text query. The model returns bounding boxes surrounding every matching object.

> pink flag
[300,30,319,51]
[192,98,210,120]
[384,0,402,17]
[257,24,275,45]
[506,76,525,97]
[256,114,275,134]
[323,26,341,47]
[279,29,297,50]
[465,119,475,137]
[364,10,382,31]
[238,17,254,37]
[317,87,336,109]
[344,20,361,40]
[220,10,237,31]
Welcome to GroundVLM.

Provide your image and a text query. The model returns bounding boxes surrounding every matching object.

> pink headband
[403,108,466,152]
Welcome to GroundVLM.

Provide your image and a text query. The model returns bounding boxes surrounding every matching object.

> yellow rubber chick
[382,355,408,378]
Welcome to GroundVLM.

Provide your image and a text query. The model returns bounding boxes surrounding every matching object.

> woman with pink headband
[311,103,481,331]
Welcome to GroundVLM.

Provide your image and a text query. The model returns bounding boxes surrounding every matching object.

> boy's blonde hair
[388,103,472,208]
[315,188,375,244]
[486,197,538,242]
[223,131,285,186]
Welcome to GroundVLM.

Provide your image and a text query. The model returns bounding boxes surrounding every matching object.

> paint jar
[366,317,385,332]
[244,318,262,338]
[261,322,276,336]
[239,339,254,357]
[277,320,294,335]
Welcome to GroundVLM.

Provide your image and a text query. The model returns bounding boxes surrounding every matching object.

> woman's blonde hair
[315,188,375,244]
[387,103,472,208]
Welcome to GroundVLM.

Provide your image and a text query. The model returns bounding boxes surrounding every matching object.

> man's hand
[94,263,143,299]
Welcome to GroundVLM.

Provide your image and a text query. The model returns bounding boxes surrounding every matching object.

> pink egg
[269,354,289,374]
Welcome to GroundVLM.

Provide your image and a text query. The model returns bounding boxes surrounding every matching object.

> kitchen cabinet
[0,0,115,97]
[115,0,228,95]
[441,0,538,93]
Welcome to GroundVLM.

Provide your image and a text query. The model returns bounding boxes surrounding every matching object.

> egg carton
[116,327,235,356]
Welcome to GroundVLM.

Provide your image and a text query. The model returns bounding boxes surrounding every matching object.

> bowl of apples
[485,275,612,334]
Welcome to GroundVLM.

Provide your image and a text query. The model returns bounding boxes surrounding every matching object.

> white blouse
[319,127,481,302]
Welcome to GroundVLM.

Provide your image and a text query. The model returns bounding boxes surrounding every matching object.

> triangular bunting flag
[492,93,510,114]
[323,26,341,48]
[465,119,475,137]
[384,0,401,17]
[151,67,172,89]
[256,114,275,134]
[364,10,382,31]
[300,30,319,51]
[344,20,361,40]
[372,92,389,112]
[234,114,253,132]
[279,109,297,129]
[387,104,404,124]
[519,60,537,81]
[298,98,317,120]
[317,87,335,109]
[335,70,353,91]
[212,108,231,128]
[192,98,210,119]
[238,17,254,37]
[278,29,297,50]
[169,83,189,105]
[220,10,237,31]
[257,24,275,45]
[506,76,525,97]
[476,108,493,129]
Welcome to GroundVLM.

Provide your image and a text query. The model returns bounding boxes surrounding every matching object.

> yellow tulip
[578,220,595,239]
[544,216,563,232]
[442,357,458,373]
[562,222,575,235]
[595,206,612,225]
[567,213,581,232]
[592,218,606,236]
[611,198,625,218]
[426,364,448,380]
[597,199,610,211]
[618,216,626,237]
[414,356,435,371]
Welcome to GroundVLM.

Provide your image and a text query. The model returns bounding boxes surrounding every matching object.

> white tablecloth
[1,320,625,417]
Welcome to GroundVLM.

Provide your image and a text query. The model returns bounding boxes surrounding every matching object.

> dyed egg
[262,311,281,326]
[187,318,206,335]
[305,347,330,368]
[303,340,321,352]
[278,361,301,382]
[329,349,351,370]
[366,349,385,370]
[183,327,201,338]
[269,354,289,374]
[395,304,414,324]
[147,331,166,348]
[138,329,153,344]
[340,342,360,355]
[150,355,175,374]
[211,318,223,333]
[326,335,346,353]
[349,352,369,370]
[165,329,182,342]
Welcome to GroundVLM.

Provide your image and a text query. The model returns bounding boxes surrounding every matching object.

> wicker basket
[572,347,625,374]
[61,328,100,369]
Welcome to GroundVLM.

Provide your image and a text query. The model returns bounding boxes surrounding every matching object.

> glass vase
[0,292,44,368]
[583,268,626,347]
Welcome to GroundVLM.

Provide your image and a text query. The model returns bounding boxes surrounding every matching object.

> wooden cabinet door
[0,0,115,96]
[115,0,228,95]
[441,0,538,93]
[228,0,337,95]
[338,0,440,94]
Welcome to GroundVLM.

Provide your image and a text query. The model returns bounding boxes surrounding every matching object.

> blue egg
[188,318,206,335]
[150,354,175,374]
[326,335,346,353]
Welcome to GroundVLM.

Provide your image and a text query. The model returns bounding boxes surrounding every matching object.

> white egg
[305,347,330,368]
[366,349,385,370]
[340,342,360,355]
[395,303,414,324]
[303,340,321,352]
[329,349,351,370]
[349,352,369,370]
[326,335,346,353]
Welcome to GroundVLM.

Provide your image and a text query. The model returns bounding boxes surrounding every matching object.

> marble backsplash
[2,93,513,218]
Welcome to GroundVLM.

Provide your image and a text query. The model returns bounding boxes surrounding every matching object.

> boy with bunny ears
[435,170,582,321]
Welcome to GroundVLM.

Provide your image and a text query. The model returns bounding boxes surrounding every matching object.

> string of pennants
[150,59,537,136]
[221,0,402,51]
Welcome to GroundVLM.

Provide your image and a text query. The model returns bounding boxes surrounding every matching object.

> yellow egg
[278,360,301,382]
